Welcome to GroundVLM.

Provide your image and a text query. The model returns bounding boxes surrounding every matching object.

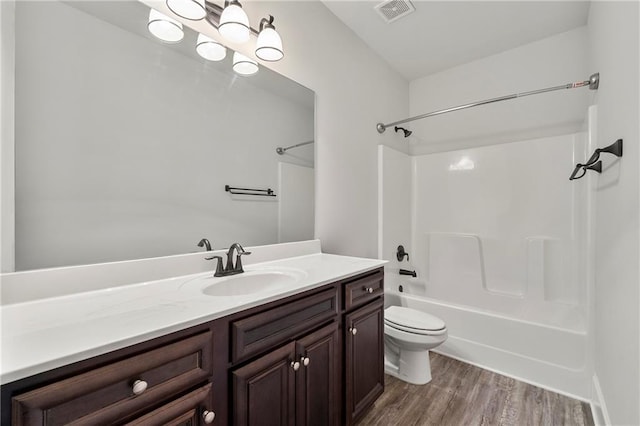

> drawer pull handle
[349,327,358,336]
[131,379,148,395]
[301,356,310,367]
[363,286,374,294]
[291,361,301,371]
[203,410,216,424]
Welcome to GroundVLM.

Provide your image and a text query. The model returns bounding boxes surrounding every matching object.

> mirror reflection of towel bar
[225,185,276,197]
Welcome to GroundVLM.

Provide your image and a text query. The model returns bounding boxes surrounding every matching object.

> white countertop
[1,252,385,384]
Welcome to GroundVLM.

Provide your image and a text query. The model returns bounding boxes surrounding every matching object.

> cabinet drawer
[343,268,384,311]
[12,331,213,425]
[231,288,338,363]
[126,383,214,426]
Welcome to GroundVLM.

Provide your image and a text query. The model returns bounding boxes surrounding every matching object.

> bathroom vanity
[0,247,385,425]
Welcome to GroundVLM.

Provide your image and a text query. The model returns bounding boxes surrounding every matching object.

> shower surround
[379,126,594,399]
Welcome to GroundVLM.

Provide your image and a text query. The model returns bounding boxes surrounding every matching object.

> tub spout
[399,269,417,277]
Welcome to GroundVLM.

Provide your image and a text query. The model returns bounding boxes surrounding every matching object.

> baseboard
[590,374,610,426]
[433,335,591,402]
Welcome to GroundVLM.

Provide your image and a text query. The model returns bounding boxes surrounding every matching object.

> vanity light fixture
[166,0,206,21]
[255,15,283,61]
[196,33,227,61]
[218,0,251,43]
[148,9,184,43]
[232,52,259,76]
[157,0,285,75]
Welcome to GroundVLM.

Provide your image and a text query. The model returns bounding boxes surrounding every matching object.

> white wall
[409,27,589,154]
[0,1,15,272]
[587,2,640,424]
[142,1,411,259]
[13,2,313,269]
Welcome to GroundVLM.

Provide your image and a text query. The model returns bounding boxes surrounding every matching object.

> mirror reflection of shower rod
[376,73,600,134]
[276,140,314,155]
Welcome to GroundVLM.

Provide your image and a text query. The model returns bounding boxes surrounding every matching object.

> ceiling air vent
[374,0,415,24]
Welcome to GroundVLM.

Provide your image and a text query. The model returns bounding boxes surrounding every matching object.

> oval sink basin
[183,268,307,297]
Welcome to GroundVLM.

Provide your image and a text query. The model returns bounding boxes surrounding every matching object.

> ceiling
[323,1,591,81]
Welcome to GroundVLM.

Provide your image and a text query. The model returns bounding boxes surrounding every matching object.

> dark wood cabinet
[126,383,214,426]
[343,268,384,311]
[344,298,385,425]
[296,322,341,426]
[231,288,338,364]
[11,331,214,426]
[232,342,297,426]
[232,322,340,426]
[4,267,384,426]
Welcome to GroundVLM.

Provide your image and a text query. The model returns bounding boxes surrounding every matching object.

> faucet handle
[205,255,224,276]
[235,251,251,273]
[396,245,409,262]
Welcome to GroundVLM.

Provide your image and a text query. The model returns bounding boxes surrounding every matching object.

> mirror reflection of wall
[10,1,314,271]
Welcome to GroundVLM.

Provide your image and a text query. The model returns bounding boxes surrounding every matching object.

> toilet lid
[385,306,446,332]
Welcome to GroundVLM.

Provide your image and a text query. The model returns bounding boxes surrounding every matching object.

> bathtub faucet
[399,269,417,277]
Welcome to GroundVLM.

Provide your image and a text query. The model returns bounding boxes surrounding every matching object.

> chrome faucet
[206,243,251,277]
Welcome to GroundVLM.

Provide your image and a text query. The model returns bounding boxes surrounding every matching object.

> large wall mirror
[6,0,315,271]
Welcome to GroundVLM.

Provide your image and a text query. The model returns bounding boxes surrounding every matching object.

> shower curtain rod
[276,140,314,155]
[376,73,600,134]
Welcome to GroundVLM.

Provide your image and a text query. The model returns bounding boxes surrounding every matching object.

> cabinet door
[232,342,296,426]
[344,299,384,425]
[295,322,340,426]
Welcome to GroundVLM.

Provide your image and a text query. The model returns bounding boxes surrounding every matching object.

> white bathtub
[385,285,591,400]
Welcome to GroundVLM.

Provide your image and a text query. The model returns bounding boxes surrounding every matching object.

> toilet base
[384,349,432,385]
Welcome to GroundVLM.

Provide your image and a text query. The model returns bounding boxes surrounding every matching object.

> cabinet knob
[349,327,358,336]
[301,356,310,367]
[202,410,216,424]
[291,361,300,371]
[131,379,148,395]
[363,286,374,294]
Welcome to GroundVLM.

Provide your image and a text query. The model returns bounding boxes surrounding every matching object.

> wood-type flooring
[355,353,594,426]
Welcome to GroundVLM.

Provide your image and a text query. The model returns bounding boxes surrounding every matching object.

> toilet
[384,306,448,385]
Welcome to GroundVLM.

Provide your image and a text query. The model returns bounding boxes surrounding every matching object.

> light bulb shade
[196,33,227,61]
[166,0,206,20]
[232,52,258,76]
[255,27,283,61]
[218,3,250,44]
[148,9,184,43]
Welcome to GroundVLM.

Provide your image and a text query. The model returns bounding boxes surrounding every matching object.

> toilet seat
[385,306,446,336]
